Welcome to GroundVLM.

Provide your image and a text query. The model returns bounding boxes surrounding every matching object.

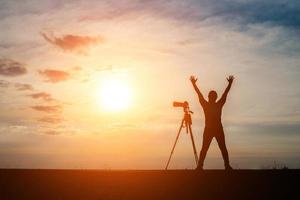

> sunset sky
[0,0,299,169]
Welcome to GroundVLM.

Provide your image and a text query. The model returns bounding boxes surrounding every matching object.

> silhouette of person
[190,75,234,170]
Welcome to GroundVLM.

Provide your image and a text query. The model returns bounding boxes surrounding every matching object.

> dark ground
[0,169,299,200]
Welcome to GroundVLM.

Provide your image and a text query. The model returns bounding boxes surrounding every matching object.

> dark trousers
[198,127,230,167]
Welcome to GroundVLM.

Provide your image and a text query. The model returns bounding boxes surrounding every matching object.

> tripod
[165,105,198,170]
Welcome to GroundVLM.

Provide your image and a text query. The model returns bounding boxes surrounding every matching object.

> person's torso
[202,102,223,128]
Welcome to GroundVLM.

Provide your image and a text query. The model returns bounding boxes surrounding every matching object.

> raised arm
[218,75,234,105]
[190,76,207,106]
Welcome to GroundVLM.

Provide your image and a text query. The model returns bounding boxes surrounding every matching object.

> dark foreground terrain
[0,169,299,200]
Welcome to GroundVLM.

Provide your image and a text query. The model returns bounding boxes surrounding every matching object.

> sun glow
[97,78,132,111]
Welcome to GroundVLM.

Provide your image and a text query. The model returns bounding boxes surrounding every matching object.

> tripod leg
[165,119,184,170]
[188,124,199,166]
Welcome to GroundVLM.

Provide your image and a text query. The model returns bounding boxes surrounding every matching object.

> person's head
[208,90,217,103]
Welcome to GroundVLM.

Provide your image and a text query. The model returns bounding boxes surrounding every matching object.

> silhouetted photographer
[190,75,234,170]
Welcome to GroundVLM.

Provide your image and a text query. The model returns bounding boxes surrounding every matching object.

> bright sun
[97,78,132,111]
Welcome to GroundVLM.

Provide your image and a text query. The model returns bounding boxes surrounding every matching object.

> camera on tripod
[173,101,193,124]
[165,101,198,169]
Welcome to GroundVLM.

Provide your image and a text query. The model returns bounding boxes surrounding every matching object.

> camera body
[173,101,193,125]
[173,101,189,109]
[173,101,193,124]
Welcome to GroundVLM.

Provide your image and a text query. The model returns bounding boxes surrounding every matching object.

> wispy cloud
[14,83,33,91]
[44,130,60,135]
[0,59,27,77]
[78,0,300,30]
[41,32,102,53]
[0,80,10,88]
[208,0,300,29]
[31,105,62,113]
[0,0,65,19]
[38,69,70,83]
[28,92,53,101]
[231,122,300,136]
[37,116,63,124]
[72,66,82,71]
[0,80,33,91]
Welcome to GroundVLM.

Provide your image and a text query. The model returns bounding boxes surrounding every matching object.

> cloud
[232,122,300,136]
[79,0,300,29]
[0,59,27,77]
[44,130,61,135]
[41,32,102,52]
[31,105,62,113]
[0,80,10,88]
[14,83,33,91]
[0,80,33,91]
[72,66,82,71]
[38,69,70,83]
[0,0,65,19]
[28,92,53,101]
[37,116,62,124]
[212,0,300,29]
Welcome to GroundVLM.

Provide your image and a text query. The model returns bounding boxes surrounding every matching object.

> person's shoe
[225,165,233,171]
[195,165,203,171]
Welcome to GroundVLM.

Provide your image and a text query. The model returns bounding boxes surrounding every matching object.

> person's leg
[215,129,232,169]
[197,129,213,169]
